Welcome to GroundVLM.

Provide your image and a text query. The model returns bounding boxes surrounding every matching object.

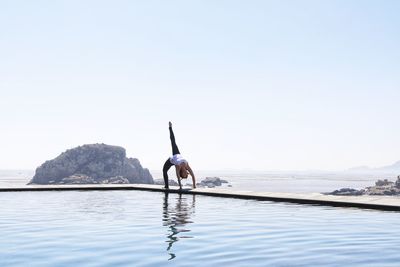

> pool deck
[1,184,399,211]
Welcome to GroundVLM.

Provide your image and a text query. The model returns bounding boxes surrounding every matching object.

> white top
[169,154,187,165]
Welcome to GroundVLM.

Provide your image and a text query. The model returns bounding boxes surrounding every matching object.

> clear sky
[0,0,399,171]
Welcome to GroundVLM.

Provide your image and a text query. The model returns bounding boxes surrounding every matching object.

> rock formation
[28,144,153,185]
[327,188,364,196]
[196,177,229,188]
[326,175,400,196]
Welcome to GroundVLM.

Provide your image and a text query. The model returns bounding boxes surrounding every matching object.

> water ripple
[1,191,400,266]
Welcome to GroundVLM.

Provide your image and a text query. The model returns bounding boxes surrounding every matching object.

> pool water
[0,190,399,267]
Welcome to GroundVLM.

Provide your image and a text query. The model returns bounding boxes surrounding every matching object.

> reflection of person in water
[162,192,196,260]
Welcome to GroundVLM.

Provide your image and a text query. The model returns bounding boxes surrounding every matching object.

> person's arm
[175,165,182,189]
[187,164,196,189]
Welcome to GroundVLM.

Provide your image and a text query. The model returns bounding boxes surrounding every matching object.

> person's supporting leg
[169,126,180,155]
[163,159,174,188]
[177,174,182,189]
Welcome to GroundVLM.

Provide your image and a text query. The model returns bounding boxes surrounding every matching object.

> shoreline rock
[196,177,231,188]
[326,188,364,196]
[28,144,153,185]
[326,175,400,196]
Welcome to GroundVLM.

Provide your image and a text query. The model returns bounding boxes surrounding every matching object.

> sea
[1,169,399,193]
[1,189,400,267]
[2,170,400,266]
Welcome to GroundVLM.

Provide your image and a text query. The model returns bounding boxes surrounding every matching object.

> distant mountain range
[348,161,400,173]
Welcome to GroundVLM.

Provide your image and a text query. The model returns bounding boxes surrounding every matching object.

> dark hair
[180,168,188,178]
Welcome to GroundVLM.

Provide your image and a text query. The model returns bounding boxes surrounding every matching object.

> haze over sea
[2,168,399,194]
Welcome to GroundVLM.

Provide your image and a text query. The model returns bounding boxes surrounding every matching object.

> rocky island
[28,144,153,185]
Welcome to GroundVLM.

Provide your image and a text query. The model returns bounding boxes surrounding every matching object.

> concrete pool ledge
[1,184,400,211]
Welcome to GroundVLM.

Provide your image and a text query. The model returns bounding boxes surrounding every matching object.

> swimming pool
[0,190,399,266]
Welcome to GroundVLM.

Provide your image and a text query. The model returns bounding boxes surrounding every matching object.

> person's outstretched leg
[169,122,180,155]
[163,159,173,188]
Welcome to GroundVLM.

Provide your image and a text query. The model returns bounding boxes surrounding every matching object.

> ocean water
[0,190,399,267]
[2,169,397,193]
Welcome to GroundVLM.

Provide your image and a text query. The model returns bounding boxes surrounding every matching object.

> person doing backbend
[163,122,196,189]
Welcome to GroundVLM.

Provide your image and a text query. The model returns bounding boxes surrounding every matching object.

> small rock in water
[328,188,363,196]
[202,177,222,186]
[198,177,230,188]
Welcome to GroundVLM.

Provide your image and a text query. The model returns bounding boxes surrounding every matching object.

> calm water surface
[0,190,399,266]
